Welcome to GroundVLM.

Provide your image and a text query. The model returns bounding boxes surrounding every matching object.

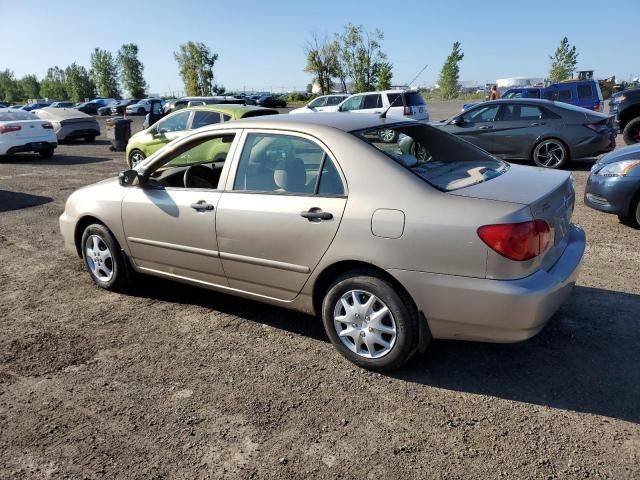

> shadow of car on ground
[0,190,53,212]
[125,275,640,423]
[0,154,111,166]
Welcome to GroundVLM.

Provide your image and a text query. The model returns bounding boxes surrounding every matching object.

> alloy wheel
[85,235,114,282]
[130,151,145,167]
[333,290,397,359]
[379,129,397,143]
[534,140,566,168]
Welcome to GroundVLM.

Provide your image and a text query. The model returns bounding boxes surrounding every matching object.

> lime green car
[125,104,278,167]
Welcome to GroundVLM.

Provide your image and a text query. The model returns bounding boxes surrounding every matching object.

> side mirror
[451,116,465,126]
[118,169,139,187]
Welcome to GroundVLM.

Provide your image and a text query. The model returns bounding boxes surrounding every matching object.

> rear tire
[321,271,420,371]
[532,138,568,169]
[81,224,129,291]
[622,117,640,145]
[39,147,55,159]
[137,107,145,115]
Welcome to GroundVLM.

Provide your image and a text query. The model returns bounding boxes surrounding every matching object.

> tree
[336,24,387,93]
[117,43,147,98]
[90,48,121,98]
[438,42,464,99]
[304,33,339,95]
[0,69,21,102]
[18,75,40,101]
[377,62,393,90]
[40,66,68,100]
[174,41,220,96]
[549,37,579,83]
[65,63,95,102]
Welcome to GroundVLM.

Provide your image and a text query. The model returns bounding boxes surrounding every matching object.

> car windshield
[352,124,508,192]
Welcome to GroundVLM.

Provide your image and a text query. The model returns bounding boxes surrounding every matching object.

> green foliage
[283,92,309,103]
[304,33,339,95]
[117,43,147,98]
[40,66,68,100]
[377,62,392,90]
[0,69,21,102]
[438,42,464,100]
[174,41,220,96]
[549,37,579,83]
[336,24,387,93]
[90,48,121,98]
[18,74,40,101]
[65,63,96,102]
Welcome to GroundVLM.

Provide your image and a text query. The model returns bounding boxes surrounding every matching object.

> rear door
[355,94,383,114]
[483,103,548,157]
[216,130,347,300]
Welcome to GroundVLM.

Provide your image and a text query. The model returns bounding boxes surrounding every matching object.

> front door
[122,131,239,286]
[445,103,501,152]
[216,131,347,301]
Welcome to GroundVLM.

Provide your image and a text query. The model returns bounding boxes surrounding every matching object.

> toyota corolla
[60,114,585,371]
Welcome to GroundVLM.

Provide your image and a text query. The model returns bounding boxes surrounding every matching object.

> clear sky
[2,0,638,95]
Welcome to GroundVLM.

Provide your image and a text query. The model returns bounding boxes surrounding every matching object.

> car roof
[186,104,278,117]
[197,111,416,134]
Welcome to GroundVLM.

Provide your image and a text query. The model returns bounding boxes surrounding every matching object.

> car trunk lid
[1,119,53,141]
[450,164,575,272]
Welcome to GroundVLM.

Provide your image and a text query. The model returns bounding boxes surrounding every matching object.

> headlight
[597,159,640,177]
[613,94,625,104]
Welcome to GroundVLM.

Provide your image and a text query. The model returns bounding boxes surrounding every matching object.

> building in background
[496,76,545,88]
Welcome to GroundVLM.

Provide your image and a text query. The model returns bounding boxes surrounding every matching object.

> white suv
[338,89,429,120]
[289,94,350,114]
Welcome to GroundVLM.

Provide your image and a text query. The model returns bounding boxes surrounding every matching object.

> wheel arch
[619,105,640,130]
[73,215,116,258]
[311,259,431,353]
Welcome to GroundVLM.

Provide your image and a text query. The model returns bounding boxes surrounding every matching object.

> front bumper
[389,224,586,343]
[584,172,640,216]
[59,211,78,255]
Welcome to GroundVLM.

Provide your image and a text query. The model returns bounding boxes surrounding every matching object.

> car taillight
[585,122,608,133]
[0,125,21,134]
[477,220,551,261]
[592,102,601,112]
[403,106,411,115]
[42,123,54,129]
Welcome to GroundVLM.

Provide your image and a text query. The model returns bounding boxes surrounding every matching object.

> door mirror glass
[451,116,464,126]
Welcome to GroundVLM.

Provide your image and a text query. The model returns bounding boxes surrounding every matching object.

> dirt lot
[1,102,639,479]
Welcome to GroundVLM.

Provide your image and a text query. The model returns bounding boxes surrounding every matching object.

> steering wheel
[183,165,219,189]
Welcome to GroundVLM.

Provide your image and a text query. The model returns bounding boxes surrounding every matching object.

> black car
[76,101,103,115]
[110,99,140,115]
[256,95,287,108]
[400,99,616,169]
[609,88,640,144]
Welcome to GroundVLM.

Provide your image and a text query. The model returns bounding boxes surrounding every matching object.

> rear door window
[362,94,382,109]
[386,93,403,107]
[326,96,345,106]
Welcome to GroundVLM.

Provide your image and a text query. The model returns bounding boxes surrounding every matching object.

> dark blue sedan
[585,143,640,227]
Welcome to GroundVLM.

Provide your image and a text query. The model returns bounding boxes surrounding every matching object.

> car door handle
[530,122,546,126]
[479,125,493,129]
[300,209,333,221]
[190,201,214,211]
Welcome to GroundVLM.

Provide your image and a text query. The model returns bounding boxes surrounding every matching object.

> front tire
[622,117,640,145]
[532,138,568,169]
[321,271,420,371]
[81,224,128,291]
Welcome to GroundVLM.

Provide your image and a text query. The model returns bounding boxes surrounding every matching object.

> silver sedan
[60,113,586,371]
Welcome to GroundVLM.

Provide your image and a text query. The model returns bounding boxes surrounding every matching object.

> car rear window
[352,124,508,192]
[0,111,38,121]
[404,91,426,106]
[242,109,279,118]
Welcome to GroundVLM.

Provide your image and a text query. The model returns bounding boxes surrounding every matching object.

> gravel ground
[1,102,639,479]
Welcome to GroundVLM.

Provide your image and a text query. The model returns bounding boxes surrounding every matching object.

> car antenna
[379,94,402,119]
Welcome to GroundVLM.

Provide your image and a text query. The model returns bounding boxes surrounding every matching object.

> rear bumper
[58,125,100,140]
[572,132,616,158]
[584,172,639,216]
[2,141,57,155]
[389,224,586,343]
